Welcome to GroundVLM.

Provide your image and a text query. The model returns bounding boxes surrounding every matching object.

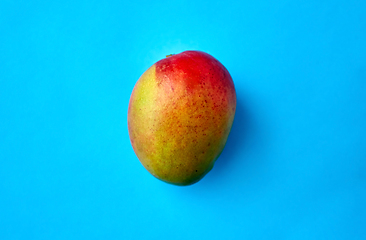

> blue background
[1,0,365,239]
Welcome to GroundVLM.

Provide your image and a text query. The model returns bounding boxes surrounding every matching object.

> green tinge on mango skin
[128,51,236,186]
[146,134,224,186]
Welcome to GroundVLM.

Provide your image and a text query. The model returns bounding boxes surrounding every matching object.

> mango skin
[128,51,236,186]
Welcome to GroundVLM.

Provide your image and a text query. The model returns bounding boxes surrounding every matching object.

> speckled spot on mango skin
[128,51,236,186]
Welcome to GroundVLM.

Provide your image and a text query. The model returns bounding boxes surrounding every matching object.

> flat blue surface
[1,0,365,239]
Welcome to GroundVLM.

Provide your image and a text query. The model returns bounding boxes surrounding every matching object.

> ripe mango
[128,51,236,186]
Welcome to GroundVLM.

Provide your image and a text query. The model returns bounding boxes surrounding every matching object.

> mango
[128,51,236,186]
